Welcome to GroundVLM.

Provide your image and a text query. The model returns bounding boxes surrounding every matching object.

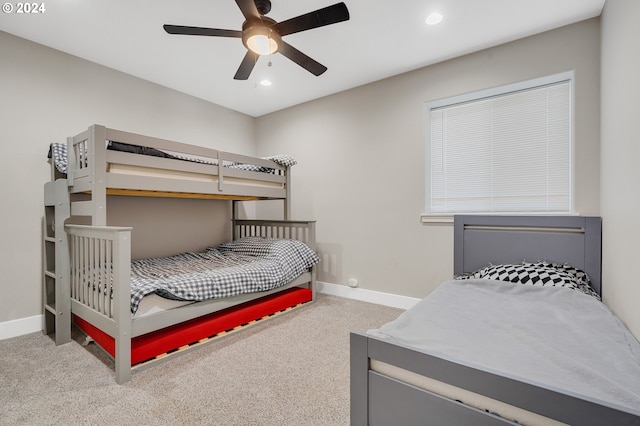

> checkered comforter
[48,142,297,175]
[130,237,319,314]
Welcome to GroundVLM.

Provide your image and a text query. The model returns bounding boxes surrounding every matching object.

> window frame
[422,71,575,223]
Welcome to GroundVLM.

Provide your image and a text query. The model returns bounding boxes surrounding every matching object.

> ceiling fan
[163,0,350,80]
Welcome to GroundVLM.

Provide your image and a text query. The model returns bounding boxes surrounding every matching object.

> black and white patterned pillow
[456,261,599,299]
[528,261,590,285]
[475,263,577,287]
[527,261,599,299]
[216,237,319,268]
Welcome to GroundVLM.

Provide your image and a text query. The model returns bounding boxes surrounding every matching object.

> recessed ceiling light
[260,79,272,87]
[425,12,443,26]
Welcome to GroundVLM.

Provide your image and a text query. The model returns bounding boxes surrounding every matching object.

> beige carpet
[0,294,403,425]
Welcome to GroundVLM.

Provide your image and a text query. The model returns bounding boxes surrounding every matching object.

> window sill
[420,212,580,224]
[420,214,454,224]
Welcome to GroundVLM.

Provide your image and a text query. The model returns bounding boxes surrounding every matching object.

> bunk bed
[43,124,318,383]
[351,215,640,425]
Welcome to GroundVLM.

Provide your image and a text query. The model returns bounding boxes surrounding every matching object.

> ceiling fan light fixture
[244,26,280,55]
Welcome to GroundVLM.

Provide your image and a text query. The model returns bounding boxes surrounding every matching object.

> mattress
[129,237,320,314]
[48,141,297,178]
[108,163,284,188]
[133,293,193,318]
[368,279,640,415]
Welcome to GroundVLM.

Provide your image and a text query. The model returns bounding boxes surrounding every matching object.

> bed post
[453,215,464,276]
[284,167,291,220]
[584,216,602,297]
[232,200,238,242]
[113,228,133,384]
[90,125,108,226]
[307,221,317,302]
[350,332,369,425]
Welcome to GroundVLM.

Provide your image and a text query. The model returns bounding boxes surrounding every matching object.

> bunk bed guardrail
[65,125,290,200]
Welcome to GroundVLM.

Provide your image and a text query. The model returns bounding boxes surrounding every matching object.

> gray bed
[350,215,640,425]
[43,125,317,383]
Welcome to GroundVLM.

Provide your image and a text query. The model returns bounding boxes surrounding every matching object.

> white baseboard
[0,314,42,340]
[1,283,416,340]
[316,281,419,310]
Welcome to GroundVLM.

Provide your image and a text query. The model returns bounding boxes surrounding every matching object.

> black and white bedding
[47,142,297,175]
[455,260,600,299]
[368,277,640,412]
[129,237,319,314]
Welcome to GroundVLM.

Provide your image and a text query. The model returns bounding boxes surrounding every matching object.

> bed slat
[67,225,132,320]
[233,220,316,251]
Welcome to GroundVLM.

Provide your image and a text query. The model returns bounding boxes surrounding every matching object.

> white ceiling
[0,0,605,117]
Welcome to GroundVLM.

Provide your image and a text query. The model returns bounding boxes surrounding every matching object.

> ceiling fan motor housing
[254,0,272,16]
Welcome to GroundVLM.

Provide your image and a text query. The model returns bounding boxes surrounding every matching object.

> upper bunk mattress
[48,141,297,183]
[367,278,640,412]
[130,237,319,315]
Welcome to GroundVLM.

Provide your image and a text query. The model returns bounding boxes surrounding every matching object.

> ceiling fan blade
[164,25,241,38]
[235,0,260,20]
[234,50,260,80]
[275,2,349,36]
[278,41,327,76]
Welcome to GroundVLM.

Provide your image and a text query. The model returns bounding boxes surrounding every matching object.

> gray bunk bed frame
[43,124,316,383]
[351,215,640,425]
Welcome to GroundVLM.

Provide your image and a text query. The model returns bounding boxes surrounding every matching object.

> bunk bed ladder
[43,179,72,345]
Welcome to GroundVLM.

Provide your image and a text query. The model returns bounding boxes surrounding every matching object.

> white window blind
[429,76,572,214]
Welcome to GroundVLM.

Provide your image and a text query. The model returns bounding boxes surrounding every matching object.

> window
[426,72,573,216]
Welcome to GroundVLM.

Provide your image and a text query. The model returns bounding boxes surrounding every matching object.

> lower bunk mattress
[367,279,640,423]
[125,236,319,315]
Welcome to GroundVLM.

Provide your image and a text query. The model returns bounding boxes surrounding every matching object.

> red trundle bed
[44,124,318,383]
[351,215,640,425]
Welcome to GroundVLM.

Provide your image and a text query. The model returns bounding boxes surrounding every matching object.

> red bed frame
[74,287,312,366]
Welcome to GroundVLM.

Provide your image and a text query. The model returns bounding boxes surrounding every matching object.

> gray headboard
[453,215,602,296]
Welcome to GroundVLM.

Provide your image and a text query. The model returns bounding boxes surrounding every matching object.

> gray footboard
[66,224,133,383]
[350,332,640,426]
[66,220,316,384]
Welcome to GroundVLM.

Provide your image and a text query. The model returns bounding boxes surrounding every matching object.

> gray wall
[256,19,601,301]
[600,0,640,337]
[0,31,255,325]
